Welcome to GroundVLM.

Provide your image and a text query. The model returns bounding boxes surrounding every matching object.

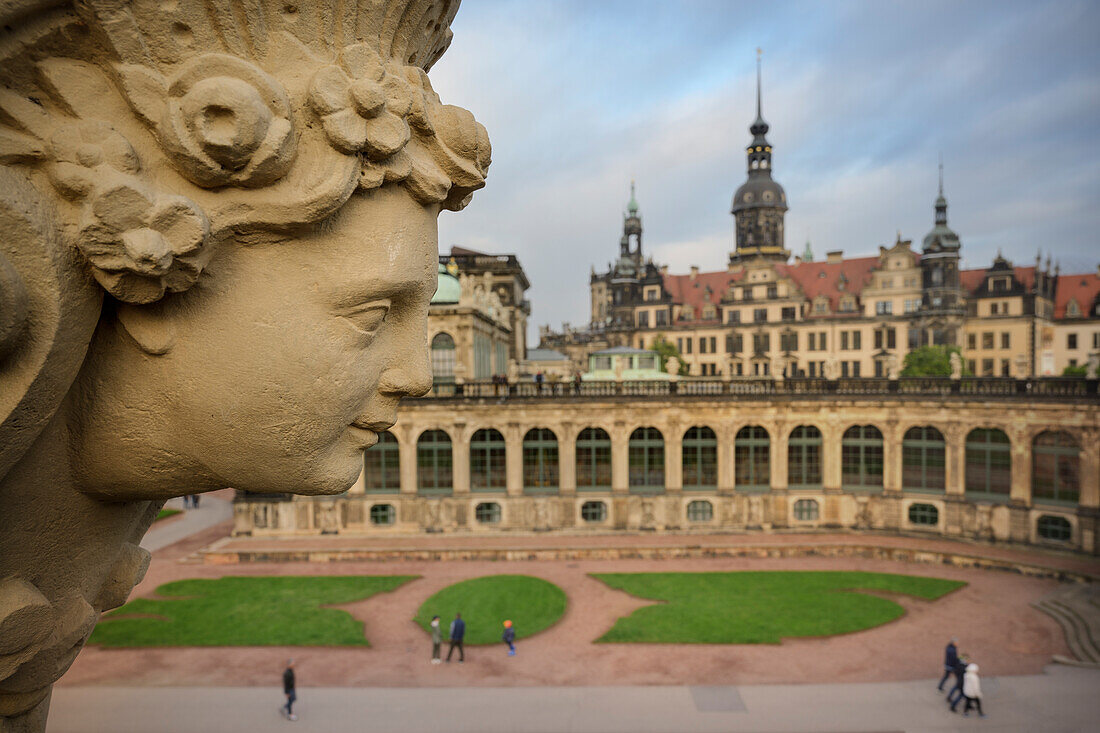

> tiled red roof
[661,270,744,312]
[1055,273,1100,318]
[961,265,1037,295]
[780,257,879,313]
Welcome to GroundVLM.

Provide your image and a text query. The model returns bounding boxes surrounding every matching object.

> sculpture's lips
[350,418,395,432]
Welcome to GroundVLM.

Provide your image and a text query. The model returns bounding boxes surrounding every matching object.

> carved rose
[310,44,413,159]
[77,181,210,304]
[159,55,296,188]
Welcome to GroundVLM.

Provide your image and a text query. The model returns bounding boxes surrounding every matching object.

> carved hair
[0,0,489,303]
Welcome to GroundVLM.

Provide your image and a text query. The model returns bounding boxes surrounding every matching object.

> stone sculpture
[822,358,839,381]
[949,351,962,380]
[886,353,900,380]
[665,356,680,377]
[1087,353,1099,380]
[0,2,488,729]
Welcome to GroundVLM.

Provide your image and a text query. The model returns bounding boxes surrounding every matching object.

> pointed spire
[750,47,769,137]
[934,157,948,226]
[938,154,944,197]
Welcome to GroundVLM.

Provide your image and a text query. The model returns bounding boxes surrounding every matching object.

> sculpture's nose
[378,348,432,398]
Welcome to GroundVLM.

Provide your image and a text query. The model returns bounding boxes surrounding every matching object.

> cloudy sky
[429,0,1100,342]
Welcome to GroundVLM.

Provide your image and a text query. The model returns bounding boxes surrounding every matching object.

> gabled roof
[780,256,878,314]
[661,270,743,311]
[961,265,1037,295]
[1055,273,1100,318]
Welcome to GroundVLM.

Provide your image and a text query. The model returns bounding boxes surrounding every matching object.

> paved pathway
[47,665,1099,732]
[141,495,232,552]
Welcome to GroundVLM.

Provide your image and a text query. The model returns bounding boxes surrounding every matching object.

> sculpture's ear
[115,303,175,355]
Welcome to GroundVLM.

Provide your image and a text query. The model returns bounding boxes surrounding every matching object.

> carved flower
[309,44,413,160]
[159,55,296,188]
[46,121,141,199]
[77,181,210,304]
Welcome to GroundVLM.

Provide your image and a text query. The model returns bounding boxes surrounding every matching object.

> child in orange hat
[502,620,516,656]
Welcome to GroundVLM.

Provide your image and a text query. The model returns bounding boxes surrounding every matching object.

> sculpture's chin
[232,441,366,497]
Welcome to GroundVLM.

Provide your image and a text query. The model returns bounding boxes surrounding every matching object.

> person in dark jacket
[937,638,959,691]
[446,612,466,662]
[281,659,297,721]
[947,654,968,709]
[502,619,516,656]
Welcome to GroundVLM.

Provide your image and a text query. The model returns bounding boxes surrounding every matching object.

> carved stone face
[73,186,436,499]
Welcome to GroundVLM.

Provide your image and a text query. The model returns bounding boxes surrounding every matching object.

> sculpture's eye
[341,301,389,337]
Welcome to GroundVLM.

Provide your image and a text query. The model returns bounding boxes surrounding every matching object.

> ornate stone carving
[0,1,485,727]
[950,351,962,380]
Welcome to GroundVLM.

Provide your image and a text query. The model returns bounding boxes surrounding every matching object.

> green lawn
[90,575,416,647]
[592,571,964,644]
[414,575,567,645]
[155,508,181,522]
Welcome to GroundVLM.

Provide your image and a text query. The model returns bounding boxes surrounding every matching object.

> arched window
[735,425,770,491]
[793,498,819,521]
[842,425,884,490]
[1036,515,1072,542]
[1032,431,1080,505]
[430,333,455,386]
[682,426,717,490]
[470,428,506,492]
[902,426,945,493]
[628,427,665,493]
[523,428,559,493]
[686,500,713,522]
[581,500,607,523]
[475,502,502,524]
[788,426,822,488]
[416,430,452,495]
[363,431,400,493]
[576,427,612,491]
[965,428,1011,500]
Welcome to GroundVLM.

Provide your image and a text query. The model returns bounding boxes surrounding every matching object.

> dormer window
[1067,300,1081,317]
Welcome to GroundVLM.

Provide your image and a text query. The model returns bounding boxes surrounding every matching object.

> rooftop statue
[0,2,488,729]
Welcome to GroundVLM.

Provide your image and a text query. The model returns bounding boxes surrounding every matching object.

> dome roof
[431,263,461,304]
[922,223,960,252]
[730,175,788,214]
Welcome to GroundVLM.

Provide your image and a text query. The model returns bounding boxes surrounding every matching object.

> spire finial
[938,153,944,197]
[756,47,763,120]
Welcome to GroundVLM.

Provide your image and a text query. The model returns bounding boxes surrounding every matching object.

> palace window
[687,500,714,522]
[735,425,770,491]
[726,333,743,354]
[628,427,665,493]
[682,426,717,490]
[1032,431,1080,505]
[1036,515,1071,542]
[728,310,741,324]
[902,426,945,493]
[576,427,612,491]
[842,425,884,491]
[793,499,820,521]
[754,308,768,323]
[522,428,560,494]
[581,500,607,523]
[430,333,455,388]
[364,431,400,493]
[788,426,823,489]
[1000,333,1010,349]
[1067,333,1078,349]
[369,503,395,526]
[470,428,506,492]
[416,430,453,495]
[907,503,939,526]
[965,428,1011,501]
[875,301,892,315]
[780,331,798,352]
[475,502,502,524]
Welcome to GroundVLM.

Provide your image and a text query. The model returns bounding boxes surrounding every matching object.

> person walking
[430,615,442,664]
[502,619,516,656]
[961,662,986,718]
[937,638,959,691]
[280,659,297,721]
[946,654,967,709]
[446,612,466,662]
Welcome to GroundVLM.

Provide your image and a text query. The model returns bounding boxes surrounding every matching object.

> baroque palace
[233,67,1100,555]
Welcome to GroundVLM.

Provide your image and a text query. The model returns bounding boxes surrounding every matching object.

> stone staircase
[1033,583,1100,667]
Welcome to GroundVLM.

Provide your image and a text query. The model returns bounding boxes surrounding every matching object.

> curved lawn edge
[413,574,568,646]
[590,570,965,644]
[90,575,419,648]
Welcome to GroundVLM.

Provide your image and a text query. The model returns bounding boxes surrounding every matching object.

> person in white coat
[961,663,986,718]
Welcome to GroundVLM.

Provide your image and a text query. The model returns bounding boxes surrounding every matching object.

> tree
[900,345,970,377]
[650,334,689,375]
[1062,364,1087,377]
